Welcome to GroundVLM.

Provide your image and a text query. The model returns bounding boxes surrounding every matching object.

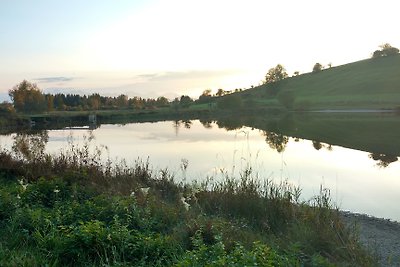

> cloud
[35,77,76,83]
[136,70,241,82]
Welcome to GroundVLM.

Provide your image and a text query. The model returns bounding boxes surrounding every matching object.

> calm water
[1,120,400,221]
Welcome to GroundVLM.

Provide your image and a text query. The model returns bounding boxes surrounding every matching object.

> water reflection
[1,116,400,221]
[369,153,398,168]
[199,119,213,129]
[263,131,288,153]
[312,141,333,151]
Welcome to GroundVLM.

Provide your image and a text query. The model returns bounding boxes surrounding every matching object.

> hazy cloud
[35,77,76,83]
[136,70,240,82]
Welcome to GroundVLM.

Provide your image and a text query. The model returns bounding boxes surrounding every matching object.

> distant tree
[0,101,16,116]
[130,97,144,110]
[54,94,66,110]
[372,50,383,58]
[312,63,323,73]
[8,80,46,113]
[198,89,213,103]
[216,88,225,97]
[116,94,128,108]
[202,89,212,96]
[264,64,288,84]
[293,71,300,76]
[45,94,54,111]
[372,43,399,58]
[156,96,169,107]
[88,93,101,110]
[180,95,193,108]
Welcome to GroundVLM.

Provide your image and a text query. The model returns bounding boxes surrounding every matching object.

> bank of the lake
[341,212,400,266]
[0,145,376,266]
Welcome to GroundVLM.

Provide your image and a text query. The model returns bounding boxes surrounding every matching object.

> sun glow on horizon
[0,0,399,98]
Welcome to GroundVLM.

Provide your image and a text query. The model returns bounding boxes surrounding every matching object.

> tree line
[6,43,399,114]
[7,80,195,113]
[7,80,247,114]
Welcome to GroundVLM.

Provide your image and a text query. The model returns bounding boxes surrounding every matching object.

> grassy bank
[0,137,375,266]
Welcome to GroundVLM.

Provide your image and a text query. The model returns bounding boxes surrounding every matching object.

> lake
[1,114,400,221]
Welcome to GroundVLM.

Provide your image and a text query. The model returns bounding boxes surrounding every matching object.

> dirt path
[341,212,400,266]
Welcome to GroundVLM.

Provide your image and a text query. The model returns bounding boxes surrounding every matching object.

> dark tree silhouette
[264,64,288,84]
[312,63,323,73]
[9,80,46,113]
[369,153,398,168]
[372,43,399,58]
[263,131,289,153]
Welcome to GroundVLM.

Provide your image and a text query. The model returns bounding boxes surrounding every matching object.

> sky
[1,0,399,101]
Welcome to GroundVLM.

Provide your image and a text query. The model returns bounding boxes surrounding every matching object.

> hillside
[243,54,400,110]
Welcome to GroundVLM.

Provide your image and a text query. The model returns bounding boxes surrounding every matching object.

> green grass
[244,55,400,110]
[0,134,376,266]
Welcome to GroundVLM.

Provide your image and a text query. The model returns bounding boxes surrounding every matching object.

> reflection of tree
[216,118,243,131]
[312,141,323,150]
[311,141,333,151]
[182,120,192,129]
[173,120,181,136]
[369,153,398,168]
[172,120,193,135]
[199,119,213,129]
[263,131,288,153]
[12,130,49,162]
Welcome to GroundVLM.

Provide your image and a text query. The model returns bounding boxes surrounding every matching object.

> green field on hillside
[245,55,400,110]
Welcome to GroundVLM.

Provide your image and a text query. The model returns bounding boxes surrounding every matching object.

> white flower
[19,179,28,191]
[17,194,21,199]
[54,189,60,194]
[130,191,136,197]
[180,196,190,211]
[140,187,150,196]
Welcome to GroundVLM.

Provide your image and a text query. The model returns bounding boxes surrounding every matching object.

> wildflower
[18,179,28,191]
[180,196,190,211]
[140,187,150,196]
[130,191,136,197]
[54,188,60,194]
[17,194,21,199]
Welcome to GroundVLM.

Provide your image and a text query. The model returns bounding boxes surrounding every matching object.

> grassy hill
[242,54,400,110]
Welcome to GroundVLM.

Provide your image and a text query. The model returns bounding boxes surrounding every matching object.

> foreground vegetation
[0,135,376,266]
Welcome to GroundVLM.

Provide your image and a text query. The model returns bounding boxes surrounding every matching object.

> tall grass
[0,134,376,266]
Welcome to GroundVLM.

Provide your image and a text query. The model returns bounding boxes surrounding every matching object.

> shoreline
[340,211,400,266]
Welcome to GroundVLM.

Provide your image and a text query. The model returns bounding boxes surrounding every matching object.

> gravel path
[341,212,400,266]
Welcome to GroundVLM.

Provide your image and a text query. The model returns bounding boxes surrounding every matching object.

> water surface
[1,119,400,221]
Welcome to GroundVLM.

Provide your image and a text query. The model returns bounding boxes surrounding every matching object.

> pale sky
[1,0,399,101]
